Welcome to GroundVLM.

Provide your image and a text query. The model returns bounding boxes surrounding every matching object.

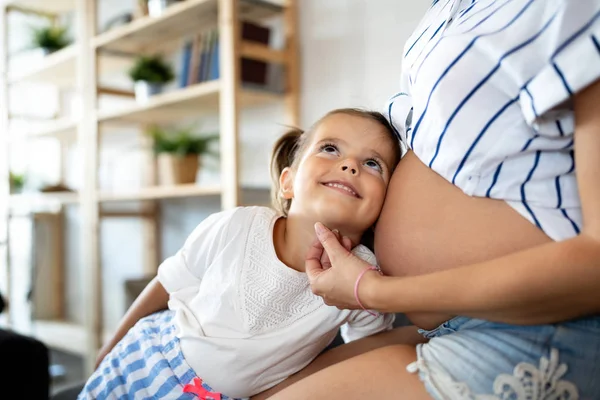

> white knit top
[157,206,394,398]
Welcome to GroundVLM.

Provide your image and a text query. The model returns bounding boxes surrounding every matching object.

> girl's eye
[320,144,339,154]
[365,159,383,172]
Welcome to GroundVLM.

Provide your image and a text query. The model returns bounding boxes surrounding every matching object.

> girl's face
[280,113,398,234]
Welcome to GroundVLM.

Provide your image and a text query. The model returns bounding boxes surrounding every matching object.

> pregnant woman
[263,1,600,399]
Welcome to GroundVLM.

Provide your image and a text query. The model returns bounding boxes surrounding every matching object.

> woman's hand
[305,222,381,309]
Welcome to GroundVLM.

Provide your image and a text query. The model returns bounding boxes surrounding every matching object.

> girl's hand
[305,222,381,309]
[95,341,115,369]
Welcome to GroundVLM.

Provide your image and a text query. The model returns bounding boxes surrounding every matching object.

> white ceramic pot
[147,0,177,18]
[134,80,163,103]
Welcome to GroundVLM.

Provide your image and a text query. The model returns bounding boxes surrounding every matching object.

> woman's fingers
[320,230,344,269]
[314,222,350,263]
[305,236,326,280]
[342,236,352,252]
[306,223,378,308]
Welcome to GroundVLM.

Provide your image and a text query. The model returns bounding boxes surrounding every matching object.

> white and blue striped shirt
[388,0,600,241]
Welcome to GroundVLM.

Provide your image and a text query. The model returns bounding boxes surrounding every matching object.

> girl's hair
[270,108,401,216]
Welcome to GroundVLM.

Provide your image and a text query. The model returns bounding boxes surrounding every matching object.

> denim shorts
[407,315,600,399]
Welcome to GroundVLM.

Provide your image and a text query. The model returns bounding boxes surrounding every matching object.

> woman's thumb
[314,222,347,261]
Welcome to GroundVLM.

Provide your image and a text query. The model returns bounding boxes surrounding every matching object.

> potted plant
[9,172,26,194]
[31,25,70,54]
[148,125,219,185]
[146,0,180,17]
[129,55,174,103]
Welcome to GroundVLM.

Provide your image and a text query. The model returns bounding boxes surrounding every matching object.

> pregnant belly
[374,151,551,330]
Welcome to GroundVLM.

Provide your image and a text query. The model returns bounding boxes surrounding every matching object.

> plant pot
[134,80,164,103]
[147,0,178,17]
[157,154,200,185]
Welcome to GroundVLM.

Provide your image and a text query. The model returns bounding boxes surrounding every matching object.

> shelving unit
[8,45,129,87]
[3,0,75,14]
[9,191,79,207]
[0,0,298,374]
[99,183,221,202]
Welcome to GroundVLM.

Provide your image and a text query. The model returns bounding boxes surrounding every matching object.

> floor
[50,349,85,397]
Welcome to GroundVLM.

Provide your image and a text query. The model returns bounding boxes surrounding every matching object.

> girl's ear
[279,167,294,199]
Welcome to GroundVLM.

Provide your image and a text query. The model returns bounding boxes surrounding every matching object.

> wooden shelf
[97,80,218,123]
[9,191,79,208]
[0,319,87,355]
[11,117,78,140]
[96,80,282,124]
[8,46,131,87]
[92,0,284,54]
[241,41,287,64]
[8,46,76,86]
[4,0,75,14]
[99,183,222,202]
[32,320,87,356]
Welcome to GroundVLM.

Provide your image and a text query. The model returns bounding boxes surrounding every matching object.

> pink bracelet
[354,265,381,317]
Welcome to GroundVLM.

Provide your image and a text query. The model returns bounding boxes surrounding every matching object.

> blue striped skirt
[78,310,235,400]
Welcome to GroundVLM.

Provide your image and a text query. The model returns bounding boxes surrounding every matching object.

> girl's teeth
[326,183,356,196]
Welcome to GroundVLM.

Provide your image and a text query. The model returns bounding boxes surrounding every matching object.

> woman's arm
[365,233,600,324]
[95,277,169,367]
[308,80,600,325]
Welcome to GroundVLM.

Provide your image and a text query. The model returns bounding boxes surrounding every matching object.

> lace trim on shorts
[407,348,579,400]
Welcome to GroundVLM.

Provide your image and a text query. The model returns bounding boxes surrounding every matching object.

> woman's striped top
[387,0,600,241]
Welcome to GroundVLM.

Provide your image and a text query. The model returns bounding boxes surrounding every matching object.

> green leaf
[146,125,219,156]
[129,55,175,83]
[31,25,70,51]
[9,172,26,191]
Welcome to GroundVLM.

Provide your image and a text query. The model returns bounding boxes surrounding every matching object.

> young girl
[78,108,402,400]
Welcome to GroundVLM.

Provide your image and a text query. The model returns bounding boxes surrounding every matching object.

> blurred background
[0,0,426,396]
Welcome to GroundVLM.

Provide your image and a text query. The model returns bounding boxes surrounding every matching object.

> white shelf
[17,117,78,140]
[97,80,219,123]
[96,80,282,124]
[8,46,131,87]
[3,0,75,14]
[93,0,217,53]
[99,183,222,202]
[92,0,283,54]
[9,192,79,213]
[32,320,87,356]
[8,46,76,86]
[0,319,87,356]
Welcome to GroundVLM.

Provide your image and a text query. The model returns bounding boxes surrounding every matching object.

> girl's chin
[313,212,371,235]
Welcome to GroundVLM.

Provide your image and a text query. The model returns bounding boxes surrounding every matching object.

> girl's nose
[341,164,357,175]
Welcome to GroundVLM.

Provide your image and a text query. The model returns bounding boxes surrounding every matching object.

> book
[208,31,220,80]
[198,31,212,82]
[178,21,280,90]
[187,33,202,86]
[179,40,192,88]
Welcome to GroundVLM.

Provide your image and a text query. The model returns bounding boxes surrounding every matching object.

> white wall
[298,0,427,123]
[7,0,428,334]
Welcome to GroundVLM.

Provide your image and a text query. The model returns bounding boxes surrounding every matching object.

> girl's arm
[95,277,169,367]
[307,80,600,325]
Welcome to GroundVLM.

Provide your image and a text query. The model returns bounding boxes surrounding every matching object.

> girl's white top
[388,0,600,241]
[158,206,394,398]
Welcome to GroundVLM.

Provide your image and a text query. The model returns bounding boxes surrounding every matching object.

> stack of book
[179,21,284,93]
